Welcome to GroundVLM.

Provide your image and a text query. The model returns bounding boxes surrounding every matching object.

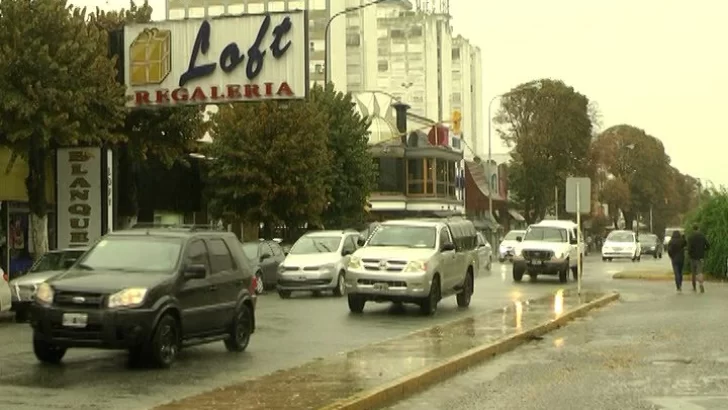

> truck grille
[361,259,407,272]
[522,250,553,260]
[53,291,105,309]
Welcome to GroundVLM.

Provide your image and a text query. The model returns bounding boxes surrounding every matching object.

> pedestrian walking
[666,230,686,292]
[687,224,710,293]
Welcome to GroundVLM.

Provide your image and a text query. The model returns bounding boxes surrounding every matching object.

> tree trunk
[242,220,259,241]
[623,211,636,230]
[25,146,48,260]
[117,144,138,229]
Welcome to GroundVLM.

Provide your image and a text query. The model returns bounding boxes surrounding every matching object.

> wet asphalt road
[0,255,671,410]
[387,279,728,410]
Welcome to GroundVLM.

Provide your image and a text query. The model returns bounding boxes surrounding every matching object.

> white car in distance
[601,230,641,262]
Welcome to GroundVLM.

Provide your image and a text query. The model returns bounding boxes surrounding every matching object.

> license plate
[373,283,389,291]
[529,260,543,265]
[62,313,88,328]
[614,247,622,251]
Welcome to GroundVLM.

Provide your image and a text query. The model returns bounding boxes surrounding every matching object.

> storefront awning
[508,209,526,222]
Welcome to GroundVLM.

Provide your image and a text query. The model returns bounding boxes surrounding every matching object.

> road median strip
[154,290,619,410]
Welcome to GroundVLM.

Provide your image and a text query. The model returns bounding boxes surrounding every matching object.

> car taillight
[2,273,7,282]
[249,275,257,295]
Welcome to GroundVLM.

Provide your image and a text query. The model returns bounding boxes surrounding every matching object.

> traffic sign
[565,177,591,214]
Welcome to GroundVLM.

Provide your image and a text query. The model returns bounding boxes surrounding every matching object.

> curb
[319,292,620,410]
[612,272,725,282]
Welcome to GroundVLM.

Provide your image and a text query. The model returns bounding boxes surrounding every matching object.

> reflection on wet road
[0,256,671,410]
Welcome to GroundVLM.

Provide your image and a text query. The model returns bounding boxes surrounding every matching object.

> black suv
[30,225,257,368]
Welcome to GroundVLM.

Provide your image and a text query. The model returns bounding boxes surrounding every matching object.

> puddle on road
[154,290,609,410]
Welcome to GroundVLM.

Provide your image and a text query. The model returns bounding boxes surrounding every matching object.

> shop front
[0,147,56,279]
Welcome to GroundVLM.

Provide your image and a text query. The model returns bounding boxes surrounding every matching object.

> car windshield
[241,243,259,260]
[641,234,657,243]
[289,236,342,254]
[29,250,85,273]
[367,225,437,248]
[523,227,567,242]
[607,232,634,242]
[503,231,523,241]
[76,237,182,272]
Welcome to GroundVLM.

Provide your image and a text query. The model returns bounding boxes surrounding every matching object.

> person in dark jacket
[667,230,687,292]
[687,224,709,293]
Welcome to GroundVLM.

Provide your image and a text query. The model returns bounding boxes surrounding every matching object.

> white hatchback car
[276,230,360,298]
[602,230,641,262]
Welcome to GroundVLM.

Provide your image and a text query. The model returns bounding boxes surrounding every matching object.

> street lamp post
[486,83,540,247]
[324,0,389,86]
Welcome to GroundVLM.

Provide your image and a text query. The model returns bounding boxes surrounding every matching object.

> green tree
[599,178,631,228]
[683,188,728,278]
[0,0,125,256]
[90,1,207,227]
[205,100,331,239]
[494,79,594,223]
[310,85,376,229]
[592,124,671,229]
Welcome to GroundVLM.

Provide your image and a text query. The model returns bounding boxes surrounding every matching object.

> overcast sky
[71,0,728,187]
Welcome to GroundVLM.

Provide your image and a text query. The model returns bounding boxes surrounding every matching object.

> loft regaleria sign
[123,11,308,108]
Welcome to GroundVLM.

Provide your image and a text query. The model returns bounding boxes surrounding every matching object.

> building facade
[451,35,482,159]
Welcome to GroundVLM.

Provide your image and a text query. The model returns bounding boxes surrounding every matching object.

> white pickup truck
[512,220,584,283]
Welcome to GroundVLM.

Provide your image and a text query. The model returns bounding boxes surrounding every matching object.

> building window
[452,48,460,60]
[346,33,361,46]
[378,61,389,72]
[288,1,305,10]
[406,158,458,198]
[409,26,423,36]
[375,158,404,193]
[390,29,405,38]
[452,92,461,103]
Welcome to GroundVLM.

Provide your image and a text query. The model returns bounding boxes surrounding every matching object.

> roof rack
[130,223,224,232]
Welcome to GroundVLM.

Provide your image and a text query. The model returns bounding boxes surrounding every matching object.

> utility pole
[649,205,653,233]
[554,187,559,219]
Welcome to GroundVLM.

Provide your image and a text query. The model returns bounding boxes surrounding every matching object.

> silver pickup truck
[345,217,479,315]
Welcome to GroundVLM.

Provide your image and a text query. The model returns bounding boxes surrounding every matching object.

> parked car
[346,217,479,315]
[241,240,286,294]
[512,220,583,283]
[499,229,526,262]
[30,225,257,368]
[602,230,641,262]
[475,232,493,272]
[9,247,87,322]
[0,267,10,314]
[276,230,360,298]
[639,233,663,259]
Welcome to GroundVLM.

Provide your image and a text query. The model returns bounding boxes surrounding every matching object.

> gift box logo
[129,28,172,86]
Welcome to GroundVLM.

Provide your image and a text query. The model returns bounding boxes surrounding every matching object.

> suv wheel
[512,265,525,282]
[33,332,67,364]
[419,276,441,316]
[347,294,366,313]
[225,304,253,352]
[456,270,474,308]
[254,271,264,295]
[333,271,346,297]
[278,290,291,299]
[149,315,179,368]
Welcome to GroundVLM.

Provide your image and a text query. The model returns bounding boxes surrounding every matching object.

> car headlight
[403,260,427,272]
[348,256,362,269]
[277,265,286,273]
[514,248,522,257]
[321,263,336,272]
[35,283,54,304]
[108,288,148,309]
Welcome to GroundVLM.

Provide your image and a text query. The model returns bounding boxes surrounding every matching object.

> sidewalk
[612,267,726,282]
[384,282,728,410]
[154,290,611,410]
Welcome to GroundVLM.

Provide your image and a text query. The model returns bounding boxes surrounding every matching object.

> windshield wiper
[77,263,94,270]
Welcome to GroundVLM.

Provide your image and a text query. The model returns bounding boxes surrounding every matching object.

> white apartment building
[451,35,483,160]
[165,0,379,93]
[374,1,453,123]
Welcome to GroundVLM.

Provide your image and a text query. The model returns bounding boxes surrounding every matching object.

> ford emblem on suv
[72,296,85,304]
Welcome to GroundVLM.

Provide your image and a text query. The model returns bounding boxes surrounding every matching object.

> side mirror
[440,242,456,252]
[516,236,523,242]
[570,238,578,245]
[342,249,353,256]
[259,253,271,262]
[357,237,366,247]
[183,264,207,280]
